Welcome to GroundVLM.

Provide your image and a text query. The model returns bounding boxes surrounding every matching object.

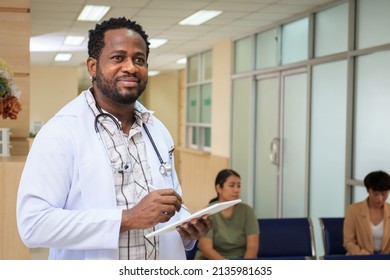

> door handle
[269,137,280,166]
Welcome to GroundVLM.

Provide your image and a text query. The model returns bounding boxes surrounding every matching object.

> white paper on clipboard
[145,199,242,238]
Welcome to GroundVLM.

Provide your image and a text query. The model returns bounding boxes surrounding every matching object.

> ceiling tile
[30,0,341,72]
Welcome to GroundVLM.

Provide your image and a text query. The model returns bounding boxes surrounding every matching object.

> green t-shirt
[195,202,259,259]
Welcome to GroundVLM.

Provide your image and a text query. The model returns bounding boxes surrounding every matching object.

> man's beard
[95,67,147,105]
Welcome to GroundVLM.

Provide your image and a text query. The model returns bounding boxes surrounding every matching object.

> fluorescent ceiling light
[77,5,110,21]
[55,53,72,61]
[64,36,85,46]
[149,39,168,49]
[179,10,222,26]
[176,58,187,64]
[148,70,160,76]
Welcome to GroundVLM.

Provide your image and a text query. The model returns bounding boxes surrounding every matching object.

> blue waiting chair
[257,218,316,260]
[322,254,390,260]
[319,217,390,260]
[319,217,346,259]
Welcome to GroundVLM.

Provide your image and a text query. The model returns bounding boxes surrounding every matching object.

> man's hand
[120,188,183,232]
[176,215,213,240]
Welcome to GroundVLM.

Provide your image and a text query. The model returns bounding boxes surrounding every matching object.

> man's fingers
[176,215,213,240]
[149,189,183,211]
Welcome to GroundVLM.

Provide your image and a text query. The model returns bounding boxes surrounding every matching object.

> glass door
[254,75,280,218]
[280,69,308,217]
[254,69,308,218]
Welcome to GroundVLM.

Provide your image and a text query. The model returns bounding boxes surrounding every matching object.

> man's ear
[87,57,97,78]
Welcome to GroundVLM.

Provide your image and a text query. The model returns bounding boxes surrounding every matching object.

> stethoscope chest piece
[159,162,172,177]
[143,123,174,178]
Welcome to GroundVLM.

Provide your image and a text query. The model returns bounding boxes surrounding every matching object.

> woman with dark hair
[344,170,390,255]
[195,169,259,259]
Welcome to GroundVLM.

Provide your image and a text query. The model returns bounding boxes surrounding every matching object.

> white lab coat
[16,90,193,259]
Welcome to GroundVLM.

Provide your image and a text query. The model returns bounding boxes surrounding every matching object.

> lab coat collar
[85,88,154,136]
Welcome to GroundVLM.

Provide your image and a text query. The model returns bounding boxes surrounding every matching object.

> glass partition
[188,55,199,83]
[187,86,198,123]
[256,28,279,69]
[354,50,390,179]
[231,77,253,203]
[200,84,211,123]
[356,0,390,49]
[281,18,308,65]
[234,36,253,73]
[310,60,347,216]
[314,2,348,57]
[254,76,279,218]
[201,50,213,81]
[310,60,348,257]
[281,71,308,217]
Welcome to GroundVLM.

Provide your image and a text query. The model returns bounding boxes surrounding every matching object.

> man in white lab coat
[16,17,212,260]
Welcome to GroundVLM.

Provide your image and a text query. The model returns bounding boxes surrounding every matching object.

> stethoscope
[94,109,173,177]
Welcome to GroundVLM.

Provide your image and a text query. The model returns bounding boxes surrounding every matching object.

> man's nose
[122,58,138,73]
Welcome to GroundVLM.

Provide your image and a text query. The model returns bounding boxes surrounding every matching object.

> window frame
[185,50,212,151]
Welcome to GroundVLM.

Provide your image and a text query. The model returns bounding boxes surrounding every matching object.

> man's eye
[135,58,146,65]
[113,56,124,61]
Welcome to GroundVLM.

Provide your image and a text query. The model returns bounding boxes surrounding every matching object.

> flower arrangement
[0,58,22,120]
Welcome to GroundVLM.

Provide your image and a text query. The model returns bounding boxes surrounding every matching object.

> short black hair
[88,17,150,60]
[363,170,390,192]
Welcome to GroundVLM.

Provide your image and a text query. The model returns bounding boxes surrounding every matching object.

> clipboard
[145,199,241,238]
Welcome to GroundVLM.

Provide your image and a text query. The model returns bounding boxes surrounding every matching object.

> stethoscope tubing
[94,110,172,177]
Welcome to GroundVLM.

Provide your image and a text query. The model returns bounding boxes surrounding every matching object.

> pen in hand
[148,184,191,214]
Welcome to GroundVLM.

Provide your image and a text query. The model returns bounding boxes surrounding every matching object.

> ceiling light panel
[176,58,187,64]
[77,5,111,21]
[55,53,72,61]
[64,36,85,46]
[179,10,222,26]
[149,39,168,48]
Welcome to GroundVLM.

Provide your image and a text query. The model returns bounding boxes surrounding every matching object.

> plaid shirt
[86,91,158,259]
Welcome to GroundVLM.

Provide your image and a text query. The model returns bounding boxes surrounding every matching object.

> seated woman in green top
[195,169,259,260]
